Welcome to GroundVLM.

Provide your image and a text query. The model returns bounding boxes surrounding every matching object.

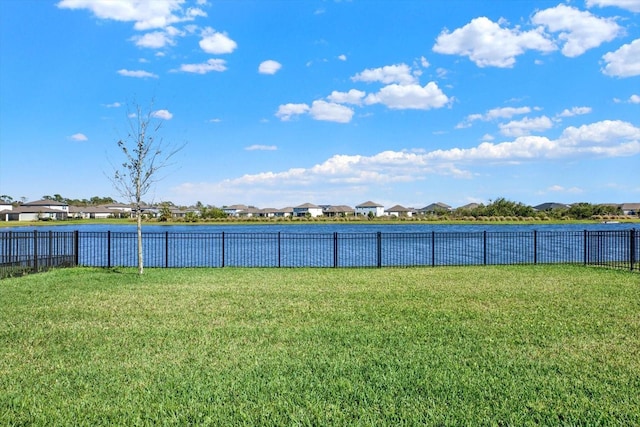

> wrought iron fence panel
[1,228,637,278]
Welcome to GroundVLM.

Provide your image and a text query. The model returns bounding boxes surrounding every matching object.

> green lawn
[1,266,639,425]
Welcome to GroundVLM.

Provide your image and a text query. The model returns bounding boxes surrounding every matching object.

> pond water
[1,221,636,234]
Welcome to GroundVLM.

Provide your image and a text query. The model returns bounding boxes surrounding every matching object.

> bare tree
[111,101,184,274]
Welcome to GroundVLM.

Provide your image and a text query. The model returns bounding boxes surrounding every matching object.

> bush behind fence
[1,229,638,278]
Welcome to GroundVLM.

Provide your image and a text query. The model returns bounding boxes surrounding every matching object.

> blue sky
[1,0,639,209]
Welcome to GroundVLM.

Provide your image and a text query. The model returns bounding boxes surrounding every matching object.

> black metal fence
[1,229,638,278]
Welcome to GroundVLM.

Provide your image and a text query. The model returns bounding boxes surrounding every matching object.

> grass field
[1,266,639,425]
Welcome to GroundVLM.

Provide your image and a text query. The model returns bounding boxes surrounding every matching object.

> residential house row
[1,199,639,222]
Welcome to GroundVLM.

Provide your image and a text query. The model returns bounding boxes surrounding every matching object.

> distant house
[274,207,294,217]
[355,201,385,217]
[620,203,640,216]
[0,199,69,221]
[418,202,452,215]
[323,205,355,217]
[293,203,323,217]
[257,208,278,218]
[223,204,248,216]
[456,203,480,211]
[385,205,413,217]
[237,207,261,217]
[533,202,570,211]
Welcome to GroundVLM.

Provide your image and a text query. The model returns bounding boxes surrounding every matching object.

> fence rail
[1,229,637,278]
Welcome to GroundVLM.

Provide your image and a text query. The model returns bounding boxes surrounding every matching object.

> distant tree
[158,203,172,222]
[110,101,185,275]
[0,195,12,203]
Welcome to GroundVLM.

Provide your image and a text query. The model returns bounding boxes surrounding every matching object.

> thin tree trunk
[137,211,143,274]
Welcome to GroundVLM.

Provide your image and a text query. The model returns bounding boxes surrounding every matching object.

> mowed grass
[1,266,638,426]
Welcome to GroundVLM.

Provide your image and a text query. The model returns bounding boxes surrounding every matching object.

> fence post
[533,230,537,265]
[583,230,587,266]
[107,230,111,269]
[221,232,225,268]
[630,229,636,271]
[74,231,79,266]
[376,232,382,268]
[48,231,53,268]
[333,232,338,268]
[165,231,169,268]
[483,231,487,266]
[277,232,281,268]
[33,230,38,273]
[431,231,435,267]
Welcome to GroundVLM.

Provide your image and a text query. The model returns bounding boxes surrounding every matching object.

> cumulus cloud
[275,103,310,121]
[499,116,554,137]
[175,120,640,198]
[557,106,592,117]
[57,0,206,31]
[602,39,640,77]
[327,89,366,105]
[177,59,226,74]
[458,106,533,128]
[309,100,354,123]
[586,0,640,12]
[199,28,237,54]
[531,5,621,57]
[131,26,183,48]
[365,82,450,110]
[258,60,282,75]
[117,69,158,78]
[432,17,556,68]
[630,94,640,103]
[70,133,88,141]
[151,109,173,120]
[338,54,347,61]
[352,63,417,85]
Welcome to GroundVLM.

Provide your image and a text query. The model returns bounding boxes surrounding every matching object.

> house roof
[356,201,383,208]
[23,199,68,207]
[386,204,410,212]
[456,203,480,210]
[324,205,355,213]
[533,202,570,211]
[419,202,452,211]
[295,203,321,209]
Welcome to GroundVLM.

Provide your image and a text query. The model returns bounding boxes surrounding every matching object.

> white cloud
[327,89,366,105]
[531,5,621,57]
[175,120,640,197]
[461,107,532,127]
[104,102,121,108]
[177,59,226,74]
[117,69,158,78]
[432,17,556,68]
[199,28,237,54]
[499,116,554,137]
[419,56,430,68]
[245,145,277,151]
[57,0,206,31]
[338,54,347,61]
[586,0,640,12]
[365,82,450,110]
[309,101,354,123]
[630,94,640,103]
[545,185,583,194]
[131,26,182,48]
[557,106,592,117]
[275,103,310,121]
[152,109,173,120]
[258,60,282,75]
[70,133,88,141]
[602,39,640,77]
[352,63,417,85]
